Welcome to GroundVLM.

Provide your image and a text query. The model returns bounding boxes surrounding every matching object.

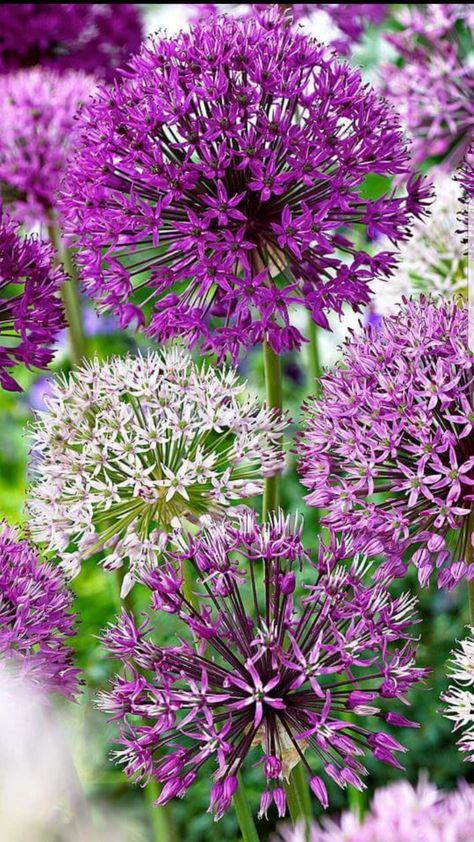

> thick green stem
[347,785,366,822]
[306,313,321,396]
[234,775,260,842]
[48,221,87,366]
[284,765,311,839]
[145,779,176,842]
[182,556,201,613]
[263,340,283,520]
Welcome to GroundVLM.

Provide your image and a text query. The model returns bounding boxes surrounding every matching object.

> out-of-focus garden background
[1,4,472,841]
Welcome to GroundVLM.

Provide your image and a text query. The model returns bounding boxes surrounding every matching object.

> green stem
[234,774,260,842]
[347,785,366,823]
[263,340,283,520]
[284,764,311,838]
[469,580,474,625]
[48,221,87,366]
[306,312,321,396]
[182,556,200,613]
[145,779,176,842]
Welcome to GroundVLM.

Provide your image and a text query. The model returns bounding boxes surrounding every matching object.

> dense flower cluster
[442,627,474,762]
[370,175,467,317]
[0,4,143,80]
[189,5,388,55]
[27,348,286,595]
[0,523,79,698]
[298,297,474,590]
[0,68,95,224]
[61,8,429,362]
[0,210,65,391]
[278,778,474,841]
[99,511,425,820]
[383,5,474,168]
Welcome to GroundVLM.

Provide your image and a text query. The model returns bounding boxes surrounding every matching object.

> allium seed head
[0,209,65,391]
[0,4,143,81]
[99,511,425,820]
[0,523,79,698]
[298,297,474,591]
[0,68,95,224]
[27,348,287,595]
[61,7,429,361]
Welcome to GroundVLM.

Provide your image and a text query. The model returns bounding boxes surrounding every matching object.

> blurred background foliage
[1,4,472,841]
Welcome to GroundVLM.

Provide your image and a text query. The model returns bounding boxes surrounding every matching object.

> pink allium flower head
[278,778,474,842]
[0,523,79,698]
[298,297,474,591]
[99,511,425,820]
[383,5,474,169]
[61,7,429,362]
[0,68,95,225]
[0,209,65,391]
[0,4,143,81]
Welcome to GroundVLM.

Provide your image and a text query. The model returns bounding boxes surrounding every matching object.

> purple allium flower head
[0,68,95,225]
[189,5,388,55]
[99,511,426,820]
[0,523,79,698]
[278,777,474,842]
[0,209,65,391]
[0,5,143,81]
[61,7,429,363]
[298,297,474,591]
[27,347,287,595]
[383,5,474,169]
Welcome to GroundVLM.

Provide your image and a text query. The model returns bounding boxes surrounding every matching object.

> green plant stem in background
[306,312,321,397]
[146,779,176,842]
[48,221,87,366]
[182,555,201,613]
[234,774,261,842]
[263,340,283,519]
[284,764,312,839]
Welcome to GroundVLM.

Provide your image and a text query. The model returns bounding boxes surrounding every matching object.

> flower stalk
[48,221,86,366]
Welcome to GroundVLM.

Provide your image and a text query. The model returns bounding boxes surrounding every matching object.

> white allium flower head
[442,625,474,761]
[371,174,467,317]
[27,347,287,595]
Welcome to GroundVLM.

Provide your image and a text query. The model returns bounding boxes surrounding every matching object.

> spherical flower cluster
[442,626,474,762]
[0,4,143,81]
[370,175,467,318]
[0,523,79,698]
[0,68,95,224]
[99,511,426,821]
[0,210,65,391]
[383,5,474,169]
[27,348,286,595]
[298,297,474,591]
[61,8,429,362]
[278,778,474,842]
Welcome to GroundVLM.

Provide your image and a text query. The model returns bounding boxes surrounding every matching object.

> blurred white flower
[371,175,467,317]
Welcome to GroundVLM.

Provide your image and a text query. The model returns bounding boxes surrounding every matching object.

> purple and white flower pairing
[0,4,473,839]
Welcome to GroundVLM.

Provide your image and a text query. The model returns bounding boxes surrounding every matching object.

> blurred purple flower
[0,4,143,81]
[383,5,474,169]
[298,297,474,591]
[278,777,474,841]
[61,7,429,362]
[0,68,95,225]
[0,209,65,391]
[0,522,79,698]
[99,511,425,820]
